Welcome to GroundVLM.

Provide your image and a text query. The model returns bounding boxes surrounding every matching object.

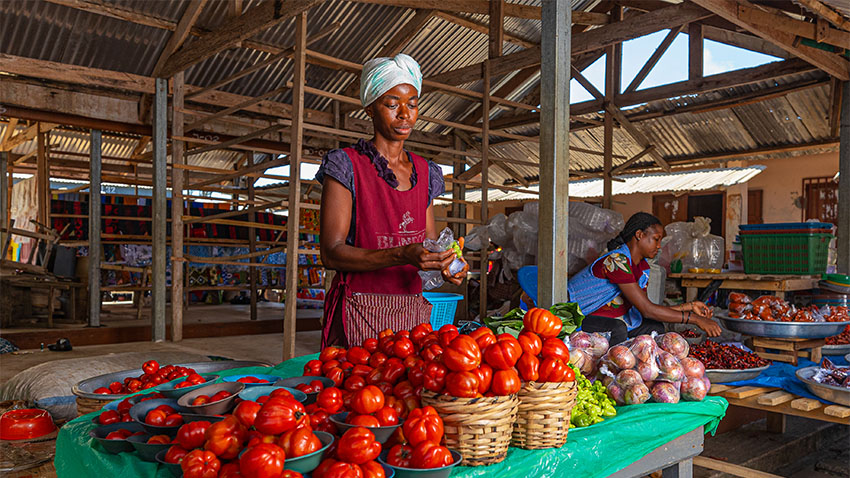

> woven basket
[75,396,112,417]
[420,391,518,466]
[511,381,577,449]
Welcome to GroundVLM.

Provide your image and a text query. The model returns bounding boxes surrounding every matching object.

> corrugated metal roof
[459,166,766,201]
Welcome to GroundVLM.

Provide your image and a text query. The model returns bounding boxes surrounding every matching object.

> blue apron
[567,244,649,331]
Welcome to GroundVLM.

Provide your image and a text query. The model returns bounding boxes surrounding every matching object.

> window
[802,177,838,225]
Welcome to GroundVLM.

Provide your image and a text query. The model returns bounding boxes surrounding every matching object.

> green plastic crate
[740,232,832,275]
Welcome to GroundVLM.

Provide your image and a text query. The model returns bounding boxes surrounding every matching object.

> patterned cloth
[360,53,422,106]
[589,252,651,319]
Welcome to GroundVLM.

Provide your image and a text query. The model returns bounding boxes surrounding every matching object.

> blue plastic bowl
[155,448,183,478]
[222,374,280,387]
[156,374,220,399]
[89,422,145,454]
[330,412,402,444]
[237,385,307,403]
[274,376,335,405]
[378,449,462,478]
[284,431,335,474]
[127,433,174,462]
[129,398,186,436]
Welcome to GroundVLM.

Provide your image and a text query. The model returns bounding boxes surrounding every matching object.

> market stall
[54,355,727,478]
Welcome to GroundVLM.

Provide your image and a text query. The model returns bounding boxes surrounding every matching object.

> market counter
[55,355,728,478]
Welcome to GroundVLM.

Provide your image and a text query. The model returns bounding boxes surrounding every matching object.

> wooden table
[0,275,84,327]
[710,384,850,431]
[668,273,820,302]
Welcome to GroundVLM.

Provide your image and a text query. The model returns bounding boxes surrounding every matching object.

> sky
[259,30,782,186]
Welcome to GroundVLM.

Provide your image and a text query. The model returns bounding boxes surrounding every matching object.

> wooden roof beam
[691,0,850,80]
[158,0,326,78]
[794,0,850,31]
[735,2,850,50]
[347,0,540,20]
[434,11,536,48]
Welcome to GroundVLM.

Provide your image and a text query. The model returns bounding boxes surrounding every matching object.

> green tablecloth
[56,354,727,478]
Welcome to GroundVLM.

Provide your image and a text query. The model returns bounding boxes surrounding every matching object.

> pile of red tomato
[97,392,166,425]
[384,406,453,469]
[514,308,576,383]
[145,404,183,427]
[93,360,202,395]
[192,390,234,406]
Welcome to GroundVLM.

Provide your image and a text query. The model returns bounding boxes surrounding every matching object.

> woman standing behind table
[316,54,467,349]
[568,212,722,345]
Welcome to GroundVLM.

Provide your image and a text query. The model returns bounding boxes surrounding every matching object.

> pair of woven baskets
[511,381,578,449]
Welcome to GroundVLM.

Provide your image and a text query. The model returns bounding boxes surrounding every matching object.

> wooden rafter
[347,0,540,20]
[701,24,793,59]
[434,11,536,48]
[735,2,850,50]
[604,103,671,172]
[0,119,19,148]
[691,0,850,80]
[571,66,604,100]
[624,25,684,93]
[158,0,326,78]
[489,0,505,59]
[187,85,290,131]
[152,0,208,76]
[795,0,850,31]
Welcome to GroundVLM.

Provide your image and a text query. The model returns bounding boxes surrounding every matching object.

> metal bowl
[129,399,186,436]
[156,374,220,399]
[795,366,850,406]
[274,376,335,405]
[379,449,462,478]
[221,374,280,387]
[715,312,850,339]
[237,385,308,404]
[73,361,273,400]
[283,431,335,474]
[89,422,145,454]
[155,449,183,478]
[126,434,173,462]
[823,343,850,355]
[705,365,770,384]
[330,412,401,444]
[177,382,244,416]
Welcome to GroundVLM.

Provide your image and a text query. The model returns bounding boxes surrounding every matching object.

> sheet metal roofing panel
[458,167,765,202]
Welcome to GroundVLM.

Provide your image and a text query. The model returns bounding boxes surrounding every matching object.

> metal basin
[705,365,770,384]
[795,366,850,406]
[716,312,850,339]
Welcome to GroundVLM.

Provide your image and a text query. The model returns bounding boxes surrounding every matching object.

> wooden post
[283,12,307,360]
[248,154,258,321]
[171,71,185,342]
[602,7,620,210]
[152,78,168,342]
[479,60,490,318]
[537,0,571,308]
[838,81,850,273]
[0,151,7,252]
[489,0,504,59]
[89,130,102,327]
[451,134,466,238]
[37,128,50,227]
[689,23,704,80]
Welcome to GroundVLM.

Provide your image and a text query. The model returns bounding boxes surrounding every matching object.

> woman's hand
[690,301,713,318]
[403,244,455,271]
[441,258,468,286]
[695,317,722,337]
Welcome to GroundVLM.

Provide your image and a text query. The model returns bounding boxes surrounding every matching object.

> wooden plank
[725,386,775,399]
[346,0,540,20]
[689,22,704,80]
[489,0,505,59]
[188,155,288,189]
[735,2,850,50]
[0,119,19,148]
[702,24,793,60]
[710,384,732,394]
[795,0,850,31]
[691,0,850,80]
[171,71,185,342]
[158,0,325,78]
[434,11,536,48]
[823,405,850,418]
[151,0,207,76]
[185,122,287,158]
[187,86,290,131]
[692,456,784,478]
[790,398,822,411]
[623,26,683,94]
[756,390,795,406]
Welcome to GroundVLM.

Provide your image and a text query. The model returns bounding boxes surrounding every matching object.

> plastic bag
[659,217,724,272]
[486,214,510,247]
[419,228,466,290]
[464,225,486,251]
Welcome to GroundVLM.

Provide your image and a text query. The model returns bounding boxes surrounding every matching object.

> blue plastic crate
[423,292,463,329]
[739,222,833,231]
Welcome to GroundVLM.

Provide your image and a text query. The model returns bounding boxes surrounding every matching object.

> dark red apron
[321,146,433,348]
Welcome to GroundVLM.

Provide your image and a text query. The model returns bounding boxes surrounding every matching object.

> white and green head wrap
[360,54,422,107]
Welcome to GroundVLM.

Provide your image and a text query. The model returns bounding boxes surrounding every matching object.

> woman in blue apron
[568,213,721,345]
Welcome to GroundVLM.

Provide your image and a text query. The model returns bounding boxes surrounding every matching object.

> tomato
[164,445,188,464]
[325,367,345,387]
[304,359,323,376]
[339,362,354,374]
[270,388,295,400]
[348,346,371,365]
[344,375,367,392]
[317,387,344,413]
[108,381,124,394]
[322,360,342,376]
[336,427,382,465]
[378,329,394,339]
[483,334,522,370]
[164,413,184,427]
[473,364,493,395]
[385,444,413,468]
[94,387,111,394]
[126,379,143,392]
[378,337,395,356]
[373,406,400,426]
[314,459,363,478]
[384,396,407,420]
[403,355,419,370]
[238,443,285,478]
[350,385,385,415]
[392,381,415,399]
[402,407,443,446]
[310,380,325,392]
[232,400,262,428]
[147,434,172,444]
[181,449,221,478]
[444,371,480,398]
[469,327,497,351]
[540,338,570,362]
[516,352,540,382]
[368,352,388,368]
[254,397,308,435]
[281,471,305,478]
[98,409,119,425]
[442,335,481,372]
[192,395,211,406]
[117,399,132,414]
[177,420,212,450]
[105,429,132,440]
[219,462,243,478]
[277,427,321,458]
[381,360,406,385]
[347,413,380,427]
[155,405,177,414]
[518,331,543,356]
[320,347,346,363]
[538,357,569,382]
[410,323,432,345]
[186,373,205,385]
[407,362,425,388]
[422,361,447,393]
[204,416,248,460]
[392,337,414,359]
[490,369,521,395]
[145,409,167,426]
[360,460,386,478]
[523,308,562,338]
[411,441,454,469]
[362,338,379,354]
